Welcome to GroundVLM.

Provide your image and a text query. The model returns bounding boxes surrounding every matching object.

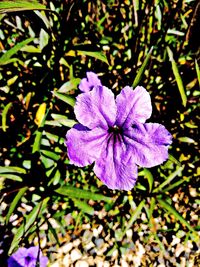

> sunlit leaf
[72,198,94,215]
[2,102,12,132]
[0,37,34,65]
[58,78,81,93]
[52,91,75,107]
[195,59,200,87]
[6,187,28,224]
[77,50,109,65]
[0,173,22,181]
[132,46,154,88]
[167,46,187,107]
[39,28,49,50]
[178,137,195,143]
[32,109,49,153]
[34,103,46,127]
[143,168,153,192]
[153,166,184,193]
[0,166,26,174]
[0,0,46,13]
[55,185,112,203]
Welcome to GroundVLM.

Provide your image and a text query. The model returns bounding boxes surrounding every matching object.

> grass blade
[157,198,195,233]
[2,103,12,132]
[167,46,187,107]
[6,187,28,224]
[132,46,154,88]
[153,166,184,193]
[0,37,34,65]
[195,59,200,87]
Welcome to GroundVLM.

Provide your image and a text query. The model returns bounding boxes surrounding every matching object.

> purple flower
[79,71,102,92]
[66,77,172,190]
[8,246,48,267]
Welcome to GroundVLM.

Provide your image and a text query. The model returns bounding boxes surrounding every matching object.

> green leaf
[52,91,76,107]
[168,154,181,166]
[72,198,94,215]
[0,173,22,181]
[167,46,187,107]
[58,78,81,93]
[0,37,34,65]
[0,166,26,174]
[153,166,184,193]
[77,50,109,65]
[0,0,46,13]
[55,185,112,203]
[120,199,145,240]
[157,198,195,233]
[32,109,49,153]
[178,136,195,143]
[2,102,12,132]
[143,168,153,192]
[6,187,28,224]
[39,28,49,50]
[20,45,41,53]
[132,46,154,88]
[195,59,200,87]
[8,198,49,254]
[41,150,60,161]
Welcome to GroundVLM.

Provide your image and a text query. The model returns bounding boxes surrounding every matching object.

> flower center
[108,125,122,134]
[25,255,32,265]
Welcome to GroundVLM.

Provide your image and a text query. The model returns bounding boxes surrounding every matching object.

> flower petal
[8,248,27,267]
[74,86,117,129]
[93,134,138,190]
[124,123,172,167]
[66,124,108,167]
[79,72,102,92]
[116,86,152,128]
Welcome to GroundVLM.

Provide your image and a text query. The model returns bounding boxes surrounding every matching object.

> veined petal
[93,134,138,190]
[74,86,117,130]
[124,123,172,168]
[66,124,108,167]
[116,86,152,128]
[79,72,102,92]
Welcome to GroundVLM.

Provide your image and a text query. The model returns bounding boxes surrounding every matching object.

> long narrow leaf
[55,185,112,203]
[0,0,46,13]
[72,198,94,215]
[52,91,75,107]
[195,59,200,87]
[0,38,34,65]
[153,166,184,193]
[2,103,12,132]
[167,47,187,107]
[6,187,28,224]
[8,198,49,254]
[0,166,26,174]
[123,199,145,234]
[157,198,195,232]
[132,46,154,88]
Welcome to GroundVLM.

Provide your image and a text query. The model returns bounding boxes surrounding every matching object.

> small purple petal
[116,86,152,128]
[66,124,108,167]
[93,134,138,190]
[79,72,102,92]
[7,247,48,267]
[124,123,172,168]
[74,86,117,130]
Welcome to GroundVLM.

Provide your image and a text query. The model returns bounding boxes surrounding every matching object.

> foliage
[0,0,199,266]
